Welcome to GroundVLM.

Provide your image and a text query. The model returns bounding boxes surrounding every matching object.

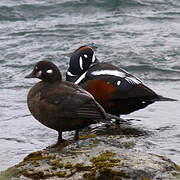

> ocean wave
[0,0,179,22]
[0,6,25,21]
[123,64,180,81]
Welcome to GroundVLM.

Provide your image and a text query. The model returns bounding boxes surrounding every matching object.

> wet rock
[0,123,180,180]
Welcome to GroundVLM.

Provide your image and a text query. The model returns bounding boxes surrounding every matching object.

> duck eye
[84,54,88,58]
[46,69,53,74]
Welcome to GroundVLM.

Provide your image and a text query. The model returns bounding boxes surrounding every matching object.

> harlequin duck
[25,60,109,145]
[66,46,176,116]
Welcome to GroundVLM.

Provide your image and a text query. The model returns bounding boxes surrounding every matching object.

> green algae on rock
[0,167,19,180]
[1,124,180,179]
[1,143,179,179]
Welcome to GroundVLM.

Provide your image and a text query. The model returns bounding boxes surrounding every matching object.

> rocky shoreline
[1,122,180,180]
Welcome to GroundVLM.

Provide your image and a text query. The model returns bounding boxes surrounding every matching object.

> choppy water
[0,0,180,171]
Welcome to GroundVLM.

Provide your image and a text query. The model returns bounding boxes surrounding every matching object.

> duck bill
[25,71,35,78]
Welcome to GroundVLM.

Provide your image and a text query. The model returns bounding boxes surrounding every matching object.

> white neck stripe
[74,72,87,84]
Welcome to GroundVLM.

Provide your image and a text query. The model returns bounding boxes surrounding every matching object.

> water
[0,0,180,171]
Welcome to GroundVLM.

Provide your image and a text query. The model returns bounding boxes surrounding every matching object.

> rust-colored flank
[87,80,115,103]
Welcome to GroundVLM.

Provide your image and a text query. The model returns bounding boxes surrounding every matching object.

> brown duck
[25,60,108,145]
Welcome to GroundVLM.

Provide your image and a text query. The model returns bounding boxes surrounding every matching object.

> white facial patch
[79,56,83,70]
[46,69,53,74]
[84,54,88,58]
[92,70,126,78]
[67,71,76,76]
[74,72,87,84]
[92,53,96,62]
[36,70,42,78]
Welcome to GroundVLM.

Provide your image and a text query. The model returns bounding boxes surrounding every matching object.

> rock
[1,122,180,180]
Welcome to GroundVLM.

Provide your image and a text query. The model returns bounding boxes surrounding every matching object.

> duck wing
[41,83,107,123]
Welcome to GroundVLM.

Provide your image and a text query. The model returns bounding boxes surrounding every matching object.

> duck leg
[57,131,66,144]
[48,131,66,148]
[74,130,79,140]
[106,113,127,126]
[115,119,120,125]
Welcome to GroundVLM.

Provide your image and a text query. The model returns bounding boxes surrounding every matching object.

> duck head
[25,60,62,83]
[67,46,99,76]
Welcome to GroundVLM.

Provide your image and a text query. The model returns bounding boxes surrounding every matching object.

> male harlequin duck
[66,46,176,116]
[25,60,108,145]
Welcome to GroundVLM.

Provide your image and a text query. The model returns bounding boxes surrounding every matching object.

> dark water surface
[0,0,180,171]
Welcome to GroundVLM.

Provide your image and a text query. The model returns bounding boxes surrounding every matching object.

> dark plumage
[25,60,108,145]
[66,46,176,116]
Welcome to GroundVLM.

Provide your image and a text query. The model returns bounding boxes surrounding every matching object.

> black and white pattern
[74,72,87,84]
[91,70,142,85]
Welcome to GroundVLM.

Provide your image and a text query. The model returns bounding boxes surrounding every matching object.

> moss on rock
[1,124,179,179]
[0,167,19,180]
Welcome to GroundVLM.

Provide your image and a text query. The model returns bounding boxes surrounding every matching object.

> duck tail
[157,95,177,101]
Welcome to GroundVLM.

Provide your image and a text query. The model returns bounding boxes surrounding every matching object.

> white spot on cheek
[117,80,121,86]
[46,69,53,74]
[36,70,42,78]
[84,54,88,58]
[79,56,83,70]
